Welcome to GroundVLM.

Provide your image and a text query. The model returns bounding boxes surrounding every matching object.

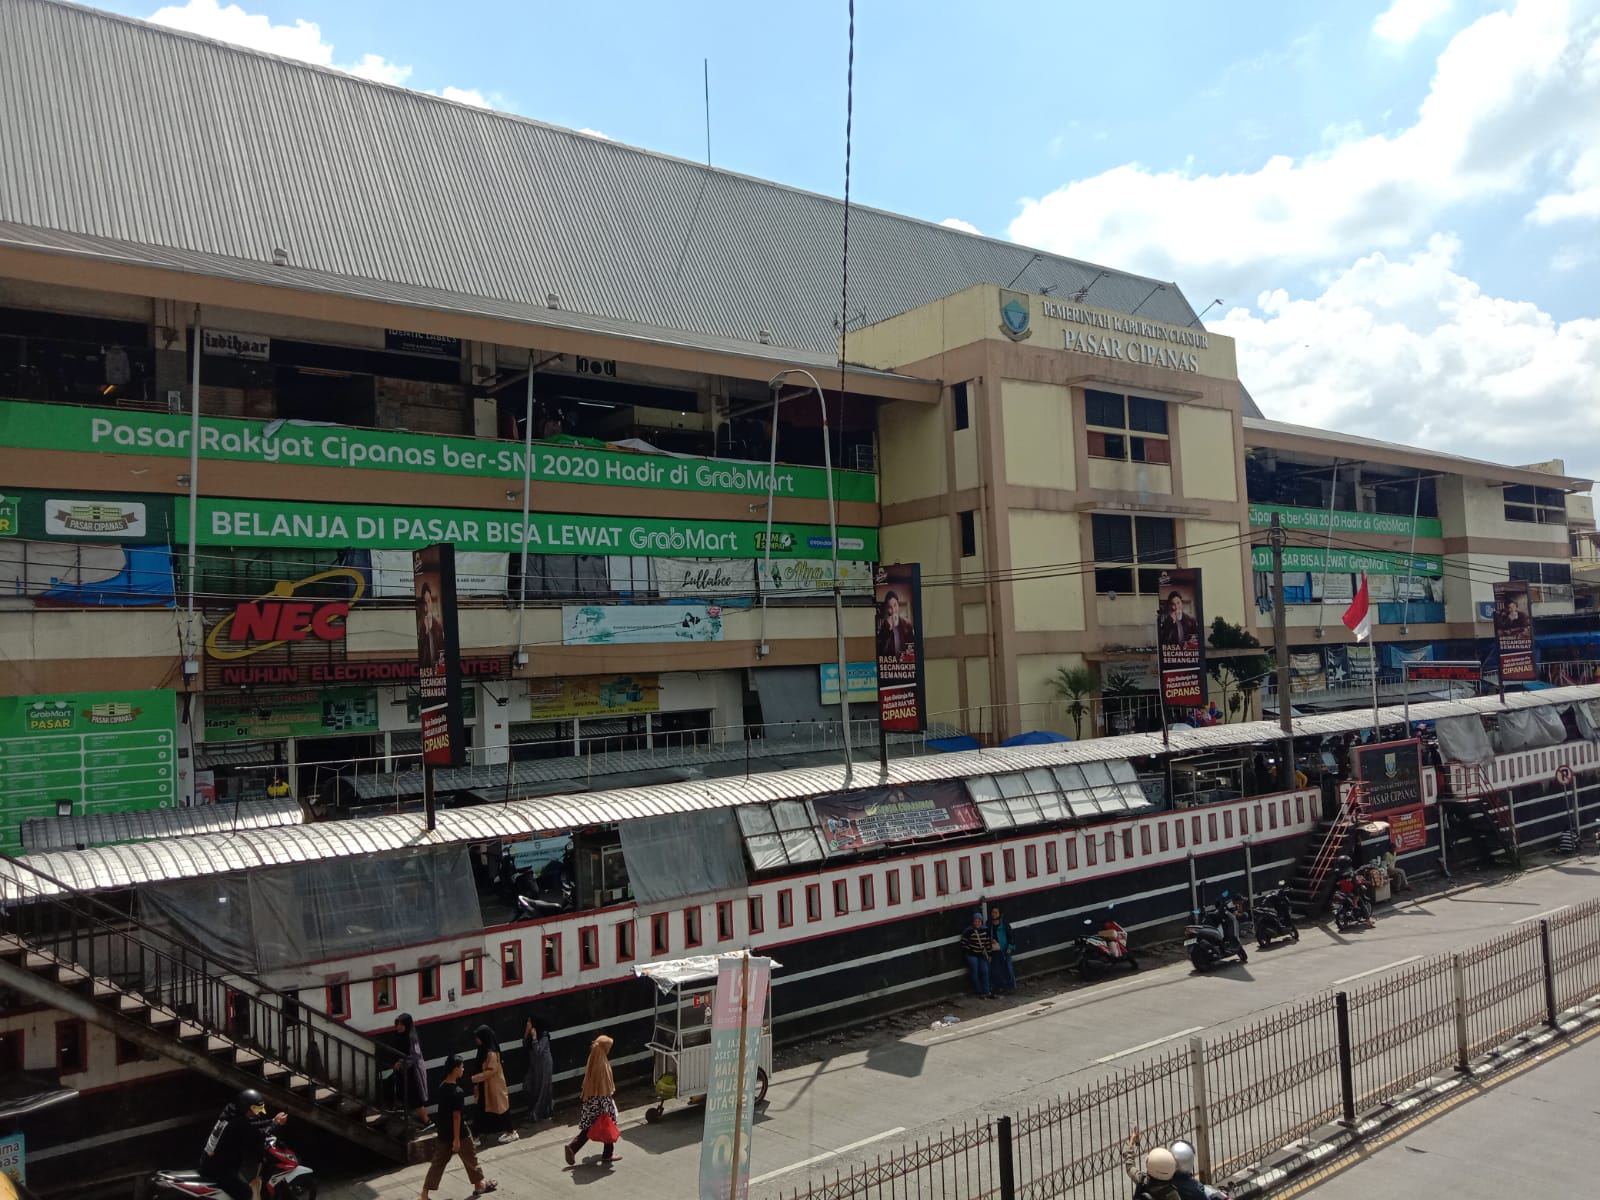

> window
[778,889,795,928]
[1191,814,1203,844]
[541,933,562,978]
[117,1035,156,1065]
[1085,389,1170,463]
[1091,514,1177,595]
[958,856,973,891]
[1122,828,1135,858]
[860,875,876,911]
[953,381,971,431]
[1158,823,1170,852]
[684,907,703,947]
[1084,836,1098,866]
[1025,845,1039,878]
[580,925,600,970]
[1103,831,1117,862]
[737,802,827,870]
[1003,848,1018,882]
[1208,813,1219,841]
[832,879,850,916]
[805,884,823,922]
[55,1020,87,1075]
[1141,826,1154,856]
[325,975,350,1019]
[1509,560,1574,595]
[748,896,765,935]
[981,853,996,887]
[1064,837,1078,870]
[1223,810,1235,838]
[372,967,396,1014]
[651,914,670,956]
[934,861,950,896]
[912,864,927,900]
[716,901,735,942]
[1176,819,1187,848]
[616,922,635,962]
[501,942,523,987]
[0,1032,22,1076]
[1045,842,1058,874]
[462,952,483,995]
[886,869,902,905]
[418,957,440,1004]
[1504,485,1566,525]
[959,510,978,558]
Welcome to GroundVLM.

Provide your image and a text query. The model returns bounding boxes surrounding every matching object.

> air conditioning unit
[848,443,877,472]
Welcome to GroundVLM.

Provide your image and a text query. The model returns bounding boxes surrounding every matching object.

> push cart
[634,951,779,1123]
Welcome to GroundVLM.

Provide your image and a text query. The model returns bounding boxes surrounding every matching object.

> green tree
[1207,616,1272,722]
[1050,665,1095,740]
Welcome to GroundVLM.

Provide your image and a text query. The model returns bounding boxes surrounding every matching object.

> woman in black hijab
[392,1013,429,1129]
[471,1024,515,1142]
[522,1011,555,1124]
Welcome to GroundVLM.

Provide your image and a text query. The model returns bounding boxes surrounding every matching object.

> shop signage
[1405,661,1481,682]
[755,556,874,594]
[45,498,147,538]
[813,781,981,854]
[202,688,381,743]
[1039,299,1209,372]
[1248,503,1443,540]
[562,604,725,645]
[205,569,367,661]
[384,329,462,358]
[0,494,14,536]
[1155,567,1205,707]
[211,655,508,688]
[1250,546,1442,576]
[653,557,756,600]
[0,690,179,852]
[820,662,878,704]
[0,1130,24,1185]
[184,496,878,560]
[372,549,508,597]
[1389,806,1427,853]
[0,401,877,503]
[416,543,467,768]
[527,674,660,719]
[202,329,271,359]
[875,563,926,732]
[1353,739,1424,811]
[698,955,772,1200]
[1289,650,1326,694]
[1492,580,1536,682]
[0,489,173,546]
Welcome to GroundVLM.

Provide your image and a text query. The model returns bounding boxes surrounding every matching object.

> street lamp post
[765,369,854,784]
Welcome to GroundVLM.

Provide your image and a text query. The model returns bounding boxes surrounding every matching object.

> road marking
[748,1127,908,1185]
[1515,905,1571,923]
[1331,955,1422,985]
[922,1005,1054,1044]
[1093,1025,1205,1064]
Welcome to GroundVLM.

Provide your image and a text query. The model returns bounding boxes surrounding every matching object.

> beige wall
[962,602,989,635]
[1007,510,1087,632]
[1087,456,1172,496]
[878,398,951,504]
[964,655,994,734]
[1001,380,1076,489]
[1185,518,1248,632]
[881,517,956,639]
[1178,407,1239,502]
[925,656,962,728]
[1015,652,1088,736]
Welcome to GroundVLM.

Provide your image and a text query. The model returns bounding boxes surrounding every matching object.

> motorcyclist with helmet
[1333,855,1376,928]
[1210,891,1244,956]
[199,1088,287,1200]
[1170,1140,1227,1200]
[1122,1128,1181,1200]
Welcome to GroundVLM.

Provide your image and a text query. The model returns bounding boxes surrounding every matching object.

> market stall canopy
[633,951,783,993]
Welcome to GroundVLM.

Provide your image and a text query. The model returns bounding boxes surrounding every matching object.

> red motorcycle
[150,1138,316,1200]
[1066,912,1139,975]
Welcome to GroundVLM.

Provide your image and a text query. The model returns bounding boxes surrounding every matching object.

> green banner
[202,687,381,743]
[0,400,877,503]
[0,488,175,544]
[1248,503,1442,539]
[0,690,179,852]
[184,497,879,560]
[1251,546,1442,576]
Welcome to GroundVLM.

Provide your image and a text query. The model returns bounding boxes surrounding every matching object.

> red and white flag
[1342,572,1372,642]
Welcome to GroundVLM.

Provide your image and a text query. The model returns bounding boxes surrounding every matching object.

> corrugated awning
[19,796,304,852]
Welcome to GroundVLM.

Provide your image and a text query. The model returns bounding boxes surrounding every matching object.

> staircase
[0,856,410,1161]
[1286,782,1371,915]
[1443,763,1515,866]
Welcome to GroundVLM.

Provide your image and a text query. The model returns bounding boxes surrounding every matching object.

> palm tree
[1050,666,1094,740]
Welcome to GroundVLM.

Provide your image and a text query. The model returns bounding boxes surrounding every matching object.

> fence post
[997,1115,1016,1200]
[1187,1035,1213,1183]
[1452,953,1470,1071]
[1334,991,1355,1124]
[1244,840,1255,918]
[1188,853,1199,915]
[1539,919,1559,1028]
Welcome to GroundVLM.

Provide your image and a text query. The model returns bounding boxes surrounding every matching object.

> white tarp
[1496,706,1568,753]
[1435,715,1494,764]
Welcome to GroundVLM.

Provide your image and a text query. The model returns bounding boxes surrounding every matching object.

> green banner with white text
[1247,503,1442,540]
[1250,546,1442,576]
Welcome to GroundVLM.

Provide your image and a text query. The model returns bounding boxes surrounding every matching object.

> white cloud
[1216,235,1600,482]
[1550,243,1593,270]
[147,0,492,106]
[1373,0,1453,45]
[940,218,982,235]
[1007,0,1600,292]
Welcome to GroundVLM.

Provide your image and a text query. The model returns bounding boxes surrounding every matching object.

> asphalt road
[322,854,1600,1200]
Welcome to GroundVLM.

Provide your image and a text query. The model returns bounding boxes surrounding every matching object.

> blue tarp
[928,735,982,753]
[999,730,1073,746]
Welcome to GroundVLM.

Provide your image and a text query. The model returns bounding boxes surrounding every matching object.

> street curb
[1224,994,1600,1199]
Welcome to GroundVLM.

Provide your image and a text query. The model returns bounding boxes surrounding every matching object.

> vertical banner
[414,543,466,767]
[1155,568,1206,707]
[874,563,926,732]
[1492,580,1536,682]
[699,955,773,1200]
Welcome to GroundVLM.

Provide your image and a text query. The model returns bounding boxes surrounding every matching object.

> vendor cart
[633,951,778,1123]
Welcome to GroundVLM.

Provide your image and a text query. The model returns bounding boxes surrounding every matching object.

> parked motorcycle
[151,1138,316,1200]
[1251,882,1299,949]
[1065,910,1139,975]
[1186,893,1248,971]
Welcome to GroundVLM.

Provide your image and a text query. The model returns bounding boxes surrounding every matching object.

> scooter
[1066,910,1139,975]
[1251,882,1299,949]
[1186,894,1249,971]
[1331,871,1375,931]
[151,1138,316,1200]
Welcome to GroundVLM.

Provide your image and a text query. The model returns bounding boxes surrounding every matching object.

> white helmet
[1170,1140,1197,1175]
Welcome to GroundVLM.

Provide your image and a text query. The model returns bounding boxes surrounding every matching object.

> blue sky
[102,0,1600,480]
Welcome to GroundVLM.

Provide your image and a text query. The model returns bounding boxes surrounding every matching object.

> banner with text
[1389,805,1428,853]
[875,563,926,732]
[812,780,981,854]
[416,543,466,767]
[562,603,724,645]
[0,401,875,502]
[1248,503,1443,540]
[698,955,773,1200]
[527,674,660,719]
[820,662,878,704]
[202,687,380,743]
[1353,739,1424,812]
[653,557,757,601]
[755,556,875,595]
[1155,568,1206,707]
[1250,546,1443,576]
[1492,580,1536,681]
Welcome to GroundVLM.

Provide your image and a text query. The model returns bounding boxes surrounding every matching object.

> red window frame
[1103,831,1117,862]
[981,852,996,887]
[1003,848,1017,882]
[1191,814,1203,844]
[616,921,635,963]
[1024,845,1038,878]
[934,861,951,896]
[1140,826,1153,856]
[1176,819,1188,848]
[417,956,441,1005]
[805,884,822,922]
[1269,804,1280,830]
[958,856,973,891]
[1045,841,1058,874]
[325,974,350,1020]
[1121,828,1134,859]
[716,900,735,942]
[778,889,795,928]
[911,864,927,900]
[501,941,523,987]
[1208,813,1219,842]
[684,906,703,948]
[748,895,765,935]
[540,932,563,979]
[579,925,600,970]
[1063,838,1078,870]
[651,914,670,956]
[372,965,397,1014]
[1223,810,1234,838]
[886,869,902,905]
[461,951,483,996]
[860,874,876,911]
[1157,823,1170,853]
[1084,836,1098,866]
[54,1019,87,1076]
[832,879,849,916]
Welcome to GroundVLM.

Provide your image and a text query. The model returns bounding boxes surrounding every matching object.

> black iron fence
[768,897,1600,1200]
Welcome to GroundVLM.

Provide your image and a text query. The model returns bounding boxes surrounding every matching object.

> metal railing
[0,855,396,1115]
[768,896,1600,1200]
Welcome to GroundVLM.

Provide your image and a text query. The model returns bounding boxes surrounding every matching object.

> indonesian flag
[1342,572,1372,642]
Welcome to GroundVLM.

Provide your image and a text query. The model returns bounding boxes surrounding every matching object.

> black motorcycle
[1186,894,1249,971]
[1251,882,1299,949]
[1331,871,1375,931]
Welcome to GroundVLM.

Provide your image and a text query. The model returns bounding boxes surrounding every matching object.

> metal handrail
[0,854,395,1113]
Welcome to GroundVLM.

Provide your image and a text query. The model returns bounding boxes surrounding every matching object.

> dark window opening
[960,510,978,558]
[953,382,971,431]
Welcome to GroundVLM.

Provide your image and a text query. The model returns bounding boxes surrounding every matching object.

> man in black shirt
[199,1089,286,1200]
[959,911,994,998]
[420,1056,496,1200]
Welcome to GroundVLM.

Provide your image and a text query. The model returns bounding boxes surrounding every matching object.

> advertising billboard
[1492,580,1536,682]
[414,543,465,767]
[1155,568,1206,707]
[874,563,926,732]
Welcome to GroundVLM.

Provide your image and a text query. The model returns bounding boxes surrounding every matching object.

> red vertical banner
[875,563,926,732]
[1492,580,1536,682]
[1155,568,1206,707]
[414,543,466,767]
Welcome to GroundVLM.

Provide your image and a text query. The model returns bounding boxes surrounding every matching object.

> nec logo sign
[205,569,368,661]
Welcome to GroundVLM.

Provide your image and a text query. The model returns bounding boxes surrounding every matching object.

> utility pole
[1269,513,1296,777]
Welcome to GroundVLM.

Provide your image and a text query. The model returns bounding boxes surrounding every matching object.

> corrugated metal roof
[6,683,1597,902]
[0,0,1212,361]
[18,796,303,852]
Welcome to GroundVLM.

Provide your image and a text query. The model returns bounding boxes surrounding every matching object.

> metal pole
[1539,919,1559,1028]
[1187,851,1198,914]
[513,354,536,661]
[423,760,435,833]
[996,1115,1016,1200]
[1243,840,1255,919]
[1334,991,1355,1124]
[186,308,202,624]
[1187,1035,1213,1182]
[758,387,781,658]
[1451,953,1469,1071]
[1269,514,1296,779]
[1370,636,1382,743]
[1402,660,1411,731]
